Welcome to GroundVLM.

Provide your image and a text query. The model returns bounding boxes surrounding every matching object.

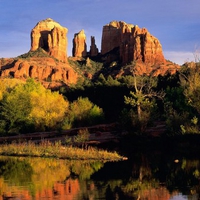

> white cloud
[164,51,196,65]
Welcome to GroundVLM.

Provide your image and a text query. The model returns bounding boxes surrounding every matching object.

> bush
[65,97,104,127]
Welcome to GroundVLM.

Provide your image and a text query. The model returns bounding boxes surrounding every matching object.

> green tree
[95,73,107,85]
[1,81,33,134]
[124,75,164,131]
[106,75,120,86]
[0,78,69,133]
[67,97,104,127]
[179,64,200,114]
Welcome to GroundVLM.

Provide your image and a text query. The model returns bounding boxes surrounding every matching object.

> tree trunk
[137,104,142,122]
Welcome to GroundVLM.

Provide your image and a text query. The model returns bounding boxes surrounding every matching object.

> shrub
[66,97,104,127]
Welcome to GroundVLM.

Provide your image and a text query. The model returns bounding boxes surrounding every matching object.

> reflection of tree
[1,155,200,199]
[122,154,159,199]
[0,157,33,185]
[0,156,105,198]
[90,153,160,199]
[166,159,200,195]
[70,161,104,180]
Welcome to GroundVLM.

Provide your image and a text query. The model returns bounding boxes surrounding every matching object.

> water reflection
[0,153,199,200]
[0,156,104,200]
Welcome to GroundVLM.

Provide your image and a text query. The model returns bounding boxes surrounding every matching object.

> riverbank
[0,141,127,161]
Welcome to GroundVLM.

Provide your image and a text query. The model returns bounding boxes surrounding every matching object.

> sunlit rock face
[0,58,78,89]
[72,29,87,57]
[30,18,68,61]
[101,21,165,65]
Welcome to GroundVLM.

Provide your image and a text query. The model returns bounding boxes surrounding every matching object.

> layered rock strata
[30,18,68,61]
[101,21,165,65]
[72,30,87,57]
[0,58,78,88]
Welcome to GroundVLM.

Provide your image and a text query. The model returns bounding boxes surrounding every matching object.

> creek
[0,135,200,200]
[0,136,200,200]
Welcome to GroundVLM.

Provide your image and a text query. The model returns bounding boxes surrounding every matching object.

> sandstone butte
[100,21,180,76]
[101,21,165,65]
[0,18,78,89]
[0,18,180,88]
[31,18,68,61]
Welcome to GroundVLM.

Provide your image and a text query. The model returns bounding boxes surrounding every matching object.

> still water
[0,148,200,200]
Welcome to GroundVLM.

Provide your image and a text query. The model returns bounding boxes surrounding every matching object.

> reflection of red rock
[0,189,32,200]
[140,187,171,200]
[0,181,192,200]
[35,179,80,200]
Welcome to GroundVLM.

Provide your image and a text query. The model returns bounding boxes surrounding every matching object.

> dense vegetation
[61,61,200,136]
[0,59,199,137]
[0,78,104,135]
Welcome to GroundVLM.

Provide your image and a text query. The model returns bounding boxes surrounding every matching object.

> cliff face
[72,30,87,57]
[30,18,68,61]
[0,57,78,89]
[101,21,165,65]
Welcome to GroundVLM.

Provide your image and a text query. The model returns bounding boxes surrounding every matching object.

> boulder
[30,18,68,61]
[72,30,87,57]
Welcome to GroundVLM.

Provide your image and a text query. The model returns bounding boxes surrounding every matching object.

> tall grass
[0,140,127,161]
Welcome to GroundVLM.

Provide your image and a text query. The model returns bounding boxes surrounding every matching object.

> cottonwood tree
[67,97,104,127]
[0,79,69,133]
[0,79,39,133]
[179,63,200,114]
[124,74,165,131]
[29,89,68,130]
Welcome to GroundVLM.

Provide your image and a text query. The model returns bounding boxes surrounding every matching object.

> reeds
[0,140,127,161]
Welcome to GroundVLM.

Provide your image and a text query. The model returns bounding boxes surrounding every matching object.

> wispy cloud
[164,51,196,65]
[0,0,200,62]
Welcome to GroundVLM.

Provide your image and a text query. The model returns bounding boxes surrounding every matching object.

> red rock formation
[101,21,165,65]
[72,30,87,57]
[0,57,78,88]
[30,18,68,61]
[90,36,98,57]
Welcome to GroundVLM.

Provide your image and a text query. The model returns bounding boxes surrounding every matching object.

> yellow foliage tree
[0,78,23,100]
[29,90,69,130]
[0,78,69,133]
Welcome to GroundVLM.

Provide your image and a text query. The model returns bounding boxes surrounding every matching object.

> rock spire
[72,30,87,57]
[90,36,99,57]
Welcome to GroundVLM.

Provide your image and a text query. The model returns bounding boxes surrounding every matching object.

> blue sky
[0,0,199,65]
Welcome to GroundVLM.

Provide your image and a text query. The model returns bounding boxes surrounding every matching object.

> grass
[0,140,127,161]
